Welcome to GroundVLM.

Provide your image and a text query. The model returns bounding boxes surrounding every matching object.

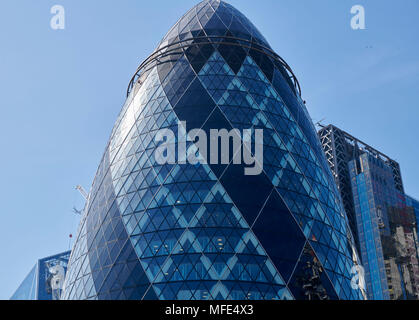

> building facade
[319,124,419,300]
[406,195,419,236]
[405,195,419,292]
[62,0,365,300]
[10,251,71,300]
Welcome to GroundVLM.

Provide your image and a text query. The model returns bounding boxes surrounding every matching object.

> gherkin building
[62,0,365,300]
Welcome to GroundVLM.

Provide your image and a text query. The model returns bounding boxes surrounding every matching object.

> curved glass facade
[62,0,364,300]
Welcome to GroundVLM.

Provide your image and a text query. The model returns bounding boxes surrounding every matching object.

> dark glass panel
[173,77,216,129]
[252,190,306,282]
[249,48,274,82]
[287,243,339,300]
[204,12,228,36]
[218,164,273,226]
[217,36,247,74]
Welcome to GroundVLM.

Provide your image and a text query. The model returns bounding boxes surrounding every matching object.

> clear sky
[0,0,418,299]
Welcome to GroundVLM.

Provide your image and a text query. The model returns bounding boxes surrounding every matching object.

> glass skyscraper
[62,0,364,300]
[319,124,419,300]
[349,153,393,300]
[10,251,71,300]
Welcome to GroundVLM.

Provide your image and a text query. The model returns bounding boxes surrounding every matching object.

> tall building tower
[62,1,364,300]
[10,251,71,300]
[319,124,419,300]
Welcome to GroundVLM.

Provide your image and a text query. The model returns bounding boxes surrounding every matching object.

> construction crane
[315,118,326,128]
[75,185,88,200]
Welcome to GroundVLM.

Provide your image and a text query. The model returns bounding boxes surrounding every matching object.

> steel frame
[126,36,302,98]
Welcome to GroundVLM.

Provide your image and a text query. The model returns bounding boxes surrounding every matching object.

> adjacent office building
[319,124,419,300]
[61,0,365,300]
[406,195,419,236]
[10,251,71,300]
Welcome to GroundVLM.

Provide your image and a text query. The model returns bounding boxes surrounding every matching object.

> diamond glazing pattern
[62,0,364,300]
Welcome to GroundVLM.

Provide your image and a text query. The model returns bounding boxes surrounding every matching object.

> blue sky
[0,0,418,299]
